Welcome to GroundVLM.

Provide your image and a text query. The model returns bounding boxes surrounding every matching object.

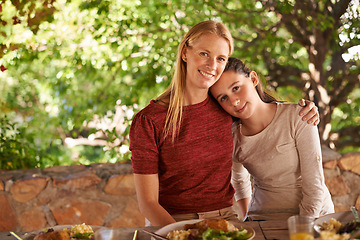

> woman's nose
[207,58,217,69]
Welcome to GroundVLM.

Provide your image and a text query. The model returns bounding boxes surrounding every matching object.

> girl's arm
[134,174,176,226]
[295,108,329,217]
[236,197,251,221]
[232,161,252,221]
[298,99,320,125]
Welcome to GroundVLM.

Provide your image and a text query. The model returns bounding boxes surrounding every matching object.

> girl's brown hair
[223,57,277,103]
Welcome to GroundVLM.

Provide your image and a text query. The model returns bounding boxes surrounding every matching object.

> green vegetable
[201,228,253,240]
[71,232,94,239]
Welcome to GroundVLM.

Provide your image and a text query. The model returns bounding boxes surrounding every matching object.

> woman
[129,21,319,226]
[210,57,334,221]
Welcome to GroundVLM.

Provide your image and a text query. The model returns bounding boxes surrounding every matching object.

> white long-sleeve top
[232,103,334,220]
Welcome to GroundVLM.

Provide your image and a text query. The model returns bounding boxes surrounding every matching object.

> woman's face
[182,33,230,91]
[210,70,259,119]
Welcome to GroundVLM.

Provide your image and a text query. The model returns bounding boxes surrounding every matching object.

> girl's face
[182,33,230,91]
[210,70,259,119]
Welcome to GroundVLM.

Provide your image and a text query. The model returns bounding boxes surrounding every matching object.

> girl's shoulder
[276,102,311,129]
[276,102,302,115]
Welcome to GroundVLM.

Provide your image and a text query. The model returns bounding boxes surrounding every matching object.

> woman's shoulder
[137,100,167,113]
[133,100,167,123]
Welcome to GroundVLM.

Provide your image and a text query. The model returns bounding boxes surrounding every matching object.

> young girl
[130,21,320,226]
[210,57,334,221]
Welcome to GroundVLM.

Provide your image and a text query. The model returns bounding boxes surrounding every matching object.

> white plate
[22,225,104,240]
[314,210,360,233]
[154,219,255,240]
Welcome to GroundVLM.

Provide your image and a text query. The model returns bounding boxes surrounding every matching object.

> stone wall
[322,149,360,212]
[0,148,359,232]
[0,162,145,232]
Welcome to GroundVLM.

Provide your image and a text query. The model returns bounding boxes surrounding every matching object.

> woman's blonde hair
[156,20,234,142]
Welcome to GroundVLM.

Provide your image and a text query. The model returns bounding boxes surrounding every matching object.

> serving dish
[314,210,360,233]
[154,219,255,240]
[21,225,104,240]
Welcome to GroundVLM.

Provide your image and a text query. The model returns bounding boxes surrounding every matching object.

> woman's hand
[133,174,176,226]
[298,99,320,126]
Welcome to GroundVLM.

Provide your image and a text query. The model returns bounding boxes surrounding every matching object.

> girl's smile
[211,70,258,119]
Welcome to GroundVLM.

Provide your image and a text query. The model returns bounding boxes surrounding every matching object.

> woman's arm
[134,174,176,226]
[298,99,319,125]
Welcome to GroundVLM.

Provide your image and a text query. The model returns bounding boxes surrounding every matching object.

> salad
[33,223,94,240]
[166,219,253,240]
[316,218,360,240]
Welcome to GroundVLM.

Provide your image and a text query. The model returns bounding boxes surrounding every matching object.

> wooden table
[0,220,289,240]
[258,220,289,240]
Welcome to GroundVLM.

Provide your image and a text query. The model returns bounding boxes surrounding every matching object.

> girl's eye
[232,86,239,92]
[220,95,228,102]
[200,52,208,56]
[218,57,226,62]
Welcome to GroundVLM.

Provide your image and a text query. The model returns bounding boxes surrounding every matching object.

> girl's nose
[231,98,240,106]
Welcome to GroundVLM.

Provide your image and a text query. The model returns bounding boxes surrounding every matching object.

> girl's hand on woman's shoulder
[298,99,320,126]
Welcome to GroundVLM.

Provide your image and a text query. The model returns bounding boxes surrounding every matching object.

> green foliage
[331,88,360,153]
[0,116,50,169]
[332,89,360,129]
[0,0,359,169]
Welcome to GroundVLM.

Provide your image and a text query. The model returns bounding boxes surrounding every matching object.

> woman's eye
[200,52,208,56]
[232,86,239,92]
[218,57,226,62]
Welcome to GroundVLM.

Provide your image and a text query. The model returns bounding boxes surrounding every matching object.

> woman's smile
[199,70,215,79]
[182,33,230,91]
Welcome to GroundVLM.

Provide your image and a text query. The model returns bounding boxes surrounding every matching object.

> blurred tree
[224,0,360,150]
[0,0,359,168]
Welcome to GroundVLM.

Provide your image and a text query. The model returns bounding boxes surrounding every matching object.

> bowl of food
[155,219,255,240]
[314,211,360,240]
[22,223,102,240]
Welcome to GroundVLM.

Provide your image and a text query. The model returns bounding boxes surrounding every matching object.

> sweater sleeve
[232,161,252,201]
[293,106,326,217]
[231,121,252,201]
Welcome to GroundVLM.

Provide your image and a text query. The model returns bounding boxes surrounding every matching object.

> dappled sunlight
[0,0,359,169]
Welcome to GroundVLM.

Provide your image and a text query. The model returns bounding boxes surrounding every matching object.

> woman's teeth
[200,70,214,78]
